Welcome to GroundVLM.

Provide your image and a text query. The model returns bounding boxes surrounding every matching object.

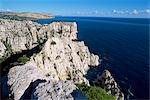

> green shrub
[3,41,12,54]
[0,57,6,63]
[10,55,30,66]
[76,84,116,100]
[17,55,30,64]
[0,13,33,21]
[13,32,20,37]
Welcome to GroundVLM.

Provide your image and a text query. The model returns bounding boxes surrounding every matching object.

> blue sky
[0,0,150,18]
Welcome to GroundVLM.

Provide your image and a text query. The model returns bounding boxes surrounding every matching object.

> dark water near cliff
[34,17,149,99]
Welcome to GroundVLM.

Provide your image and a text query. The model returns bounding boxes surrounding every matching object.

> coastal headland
[0,12,124,100]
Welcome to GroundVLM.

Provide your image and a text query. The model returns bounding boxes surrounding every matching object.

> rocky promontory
[0,12,53,20]
[95,70,124,100]
[0,18,124,100]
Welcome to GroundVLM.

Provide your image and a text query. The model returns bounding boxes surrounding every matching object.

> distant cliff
[0,12,53,20]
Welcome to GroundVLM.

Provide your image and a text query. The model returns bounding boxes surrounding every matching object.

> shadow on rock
[71,89,87,100]
[20,79,46,100]
[0,43,44,76]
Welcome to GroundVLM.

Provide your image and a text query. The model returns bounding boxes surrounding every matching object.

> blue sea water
[34,17,149,99]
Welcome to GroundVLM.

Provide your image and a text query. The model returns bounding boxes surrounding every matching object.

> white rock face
[7,61,47,100]
[7,60,77,100]
[4,19,99,100]
[2,19,125,100]
[32,80,76,100]
[0,41,6,57]
[32,37,99,84]
[0,19,77,57]
[95,70,124,100]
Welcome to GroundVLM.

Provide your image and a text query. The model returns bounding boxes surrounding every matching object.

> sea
[34,16,150,99]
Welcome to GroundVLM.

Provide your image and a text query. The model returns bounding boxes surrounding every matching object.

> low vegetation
[52,20,73,22]
[10,55,30,66]
[2,40,12,57]
[0,12,33,21]
[17,55,30,64]
[0,57,6,63]
[76,84,116,100]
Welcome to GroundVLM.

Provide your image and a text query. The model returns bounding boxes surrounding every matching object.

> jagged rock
[0,41,6,57]
[95,70,124,100]
[31,37,99,84]
[7,60,77,100]
[32,80,76,100]
[7,61,48,100]
[0,19,77,58]
[0,19,41,56]
[4,19,99,100]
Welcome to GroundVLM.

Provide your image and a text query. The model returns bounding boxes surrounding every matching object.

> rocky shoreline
[0,19,124,100]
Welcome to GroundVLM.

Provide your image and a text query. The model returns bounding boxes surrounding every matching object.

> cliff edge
[0,19,124,100]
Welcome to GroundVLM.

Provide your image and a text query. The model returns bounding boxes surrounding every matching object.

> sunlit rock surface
[7,61,47,100]
[0,19,77,57]
[31,37,99,84]
[1,19,124,100]
[95,70,124,100]
[1,19,99,100]
[32,80,76,100]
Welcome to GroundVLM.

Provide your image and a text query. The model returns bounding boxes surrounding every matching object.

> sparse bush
[0,57,6,63]
[13,32,20,37]
[17,55,30,64]
[0,13,33,21]
[76,84,116,100]
[51,20,61,22]
[3,41,12,56]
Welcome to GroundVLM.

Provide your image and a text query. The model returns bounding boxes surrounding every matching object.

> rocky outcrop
[95,70,124,100]
[31,37,99,83]
[1,19,99,100]
[0,41,6,57]
[7,61,76,100]
[6,36,99,99]
[32,80,76,100]
[7,61,47,100]
[1,18,124,100]
[0,19,77,57]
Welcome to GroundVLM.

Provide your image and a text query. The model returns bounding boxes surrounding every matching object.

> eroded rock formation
[95,70,124,100]
[1,19,99,100]
[7,61,47,100]
[32,80,76,100]
[0,18,124,100]
[0,19,77,57]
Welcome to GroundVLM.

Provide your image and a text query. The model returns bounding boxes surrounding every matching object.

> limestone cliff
[0,19,77,57]
[1,19,99,100]
[0,19,124,100]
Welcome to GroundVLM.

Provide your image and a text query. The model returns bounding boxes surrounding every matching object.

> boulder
[7,61,47,100]
[95,70,124,100]
[32,80,76,100]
